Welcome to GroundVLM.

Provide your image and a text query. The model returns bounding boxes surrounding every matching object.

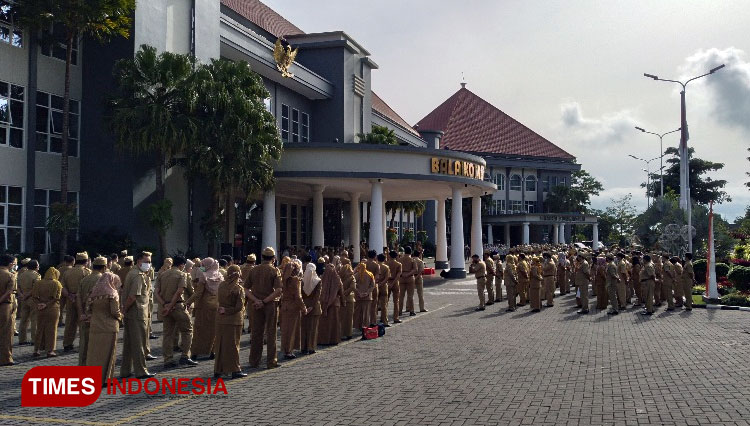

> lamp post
[643,63,725,252]
[634,126,681,198]
[628,154,659,209]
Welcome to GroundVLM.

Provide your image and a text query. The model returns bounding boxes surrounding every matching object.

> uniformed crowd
[0,245,429,382]
[468,245,697,316]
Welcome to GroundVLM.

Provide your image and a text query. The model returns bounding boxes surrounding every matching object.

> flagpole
[706,202,719,301]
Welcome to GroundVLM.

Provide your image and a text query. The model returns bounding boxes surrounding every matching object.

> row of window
[279,203,310,248]
[0,1,22,48]
[280,104,309,143]
[1,4,80,63]
[487,199,537,215]
[486,172,568,192]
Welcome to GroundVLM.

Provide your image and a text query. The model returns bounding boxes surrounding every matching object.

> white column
[436,197,448,269]
[471,196,483,257]
[382,201,387,251]
[350,192,361,262]
[559,222,566,245]
[592,223,599,251]
[450,186,465,273]
[487,224,494,245]
[312,185,325,248]
[368,180,384,255]
[262,190,276,251]
[553,223,559,244]
[504,223,511,247]
[522,222,530,245]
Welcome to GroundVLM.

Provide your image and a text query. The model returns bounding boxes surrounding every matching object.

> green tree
[605,194,637,246]
[14,0,135,259]
[358,124,398,145]
[644,147,731,204]
[544,169,603,213]
[107,45,198,261]
[745,147,749,190]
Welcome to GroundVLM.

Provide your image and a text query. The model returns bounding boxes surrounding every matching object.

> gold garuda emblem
[273,38,298,78]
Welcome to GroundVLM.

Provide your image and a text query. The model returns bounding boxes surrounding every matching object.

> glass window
[525,175,537,192]
[0,185,23,253]
[291,108,299,143]
[35,91,80,155]
[0,1,22,48]
[279,203,288,248]
[496,174,505,191]
[33,188,79,254]
[291,205,298,247]
[509,200,523,213]
[509,174,522,191]
[0,80,24,148]
[525,201,536,213]
[560,177,567,186]
[301,112,309,143]
[551,176,558,188]
[263,97,271,113]
[281,104,289,141]
[41,23,77,65]
[543,176,550,192]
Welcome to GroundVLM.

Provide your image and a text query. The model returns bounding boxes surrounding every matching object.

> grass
[692,295,707,307]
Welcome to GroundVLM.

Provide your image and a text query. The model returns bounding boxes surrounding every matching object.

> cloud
[680,47,750,131]
[559,102,639,145]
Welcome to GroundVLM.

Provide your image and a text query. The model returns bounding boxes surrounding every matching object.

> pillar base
[443,268,467,279]
[702,295,720,304]
[435,260,449,269]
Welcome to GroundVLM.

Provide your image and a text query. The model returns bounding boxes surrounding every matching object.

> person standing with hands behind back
[120,252,155,379]
[469,254,487,311]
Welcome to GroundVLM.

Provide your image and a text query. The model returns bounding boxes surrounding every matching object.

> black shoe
[283,354,296,360]
[640,311,652,316]
[685,307,692,311]
[208,352,215,360]
[494,300,502,303]
[300,350,309,355]
[59,322,65,327]
[517,303,525,307]
[577,309,589,314]
[383,323,391,327]
[666,307,675,311]
[475,307,485,311]
[179,357,198,366]
[607,311,618,315]
[119,373,134,379]
[545,304,554,308]
[307,351,315,355]
[0,361,15,366]
[173,346,181,352]
[136,373,155,379]
[393,319,402,324]
[485,302,494,306]
[506,308,516,312]
[231,371,248,379]
[409,312,416,316]
[63,345,74,352]
[267,364,280,369]
[420,309,428,312]
[145,354,157,361]
[213,372,223,379]
[343,336,352,340]
[164,361,177,369]
[14,332,18,336]
[531,309,540,312]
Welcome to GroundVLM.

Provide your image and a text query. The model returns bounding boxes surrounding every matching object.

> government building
[0,0,597,277]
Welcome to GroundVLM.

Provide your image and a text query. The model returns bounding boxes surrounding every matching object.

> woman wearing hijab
[31,267,63,357]
[556,252,570,295]
[595,257,608,310]
[185,258,221,359]
[214,265,247,379]
[317,263,345,346]
[155,258,173,321]
[85,272,123,383]
[280,260,308,359]
[339,261,356,340]
[300,261,322,354]
[353,262,375,333]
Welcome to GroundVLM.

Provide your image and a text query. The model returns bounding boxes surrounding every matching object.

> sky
[263,0,750,221]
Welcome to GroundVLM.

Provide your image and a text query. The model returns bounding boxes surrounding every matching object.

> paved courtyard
[1,276,749,425]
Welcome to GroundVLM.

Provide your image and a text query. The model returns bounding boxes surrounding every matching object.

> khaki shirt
[247,262,282,301]
[78,271,103,315]
[485,258,496,277]
[617,258,629,282]
[376,262,390,291]
[17,269,41,302]
[640,262,656,283]
[365,259,380,279]
[517,260,530,284]
[662,260,674,285]
[217,280,244,325]
[123,268,150,319]
[504,262,518,286]
[281,276,306,313]
[0,268,16,304]
[399,255,416,280]
[575,260,591,285]
[605,262,619,286]
[469,260,486,281]
[673,262,683,281]
[62,265,91,297]
[414,257,425,279]
[158,268,188,304]
[683,260,695,284]
[32,278,61,306]
[386,259,402,289]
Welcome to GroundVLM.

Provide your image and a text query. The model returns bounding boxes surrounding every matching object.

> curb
[693,304,750,312]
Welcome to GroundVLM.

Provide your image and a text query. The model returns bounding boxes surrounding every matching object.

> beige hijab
[302,262,321,296]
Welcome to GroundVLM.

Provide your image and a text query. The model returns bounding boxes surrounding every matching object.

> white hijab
[302,262,321,296]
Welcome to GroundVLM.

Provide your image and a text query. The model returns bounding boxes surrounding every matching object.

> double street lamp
[643,63,725,252]
[628,154,660,209]
[634,126,681,198]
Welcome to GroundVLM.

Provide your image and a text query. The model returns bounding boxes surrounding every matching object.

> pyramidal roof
[416,87,575,160]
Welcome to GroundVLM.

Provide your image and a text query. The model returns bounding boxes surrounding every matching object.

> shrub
[692,285,705,295]
[732,258,750,267]
[693,259,707,283]
[716,263,730,278]
[720,293,750,307]
[728,265,750,292]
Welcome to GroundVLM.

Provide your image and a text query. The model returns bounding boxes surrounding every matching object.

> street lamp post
[643,63,725,252]
[628,154,660,209]
[634,126,681,198]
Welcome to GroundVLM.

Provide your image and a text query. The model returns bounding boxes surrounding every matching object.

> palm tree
[107,45,198,261]
[14,0,135,259]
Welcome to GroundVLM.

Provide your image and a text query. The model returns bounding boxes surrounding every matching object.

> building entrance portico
[485,213,599,248]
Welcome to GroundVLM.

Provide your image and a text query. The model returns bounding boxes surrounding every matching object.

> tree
[358,124,398,145]
[745,147,750,191]
[544,169,603,213]
[605,194,637,246]
[15,0,135,259]
[643,147,731,204]
[108,45,198,261]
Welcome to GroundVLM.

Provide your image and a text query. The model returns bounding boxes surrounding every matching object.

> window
[280,104,309,143]
[509,200,523,213]
[509,174,522,191]
[488,199,506,215]
[279,203,288,248]
[291,205,298,247]
[0,185,23,253]
[496,174,505,191]
[301,112,309,143]
[551,176,558,188]
[300,205,308,247]
[0,1,22,48]
[543,176,550,192]
[41,23,78,65]
[33,189,78,254]
[560,177,567,187]
[525,175,537,192]
[281,104,289,141]
[525,201,536,213]
[0,79,24,148]
[36,91,79,155]
[263,97,272,113]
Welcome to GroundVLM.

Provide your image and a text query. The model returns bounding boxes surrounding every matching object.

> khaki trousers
[654,280,662,305]
[476,278,487,308]
[662,281,675,309]
[388,282,400,322]
[163,306,193,362]
[249,302,279,367]
[673,280,684,306]
[578,280,589,311]
[340,299,355,338]
[494,276,503,301]
[518,280,528,305]
[120,315,148,377]
[616,281,627,309]
[682,280,693,308]
[353,300,370,330]
[607,283,619,312]
[544,278,555,305]
[378,284,389,324]
[399,276,416,313]
[63,298,79,347]
[529,285,541,310]
[0,303,12,364]
[506,284,517,309]
[644,280,655,313]
[18,300,36,343]
[369,286,379,327]
[416,276,426,311]
[78,322,90,366]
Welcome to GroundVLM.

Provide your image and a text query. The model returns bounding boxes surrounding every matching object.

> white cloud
[559,102,639,145]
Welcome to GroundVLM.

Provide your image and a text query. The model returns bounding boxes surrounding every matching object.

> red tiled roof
[416,87,575,160]
[222,0,304,38]
[372,92,422,138]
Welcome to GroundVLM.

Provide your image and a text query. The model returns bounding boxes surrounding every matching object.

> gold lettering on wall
[429,157,485,181]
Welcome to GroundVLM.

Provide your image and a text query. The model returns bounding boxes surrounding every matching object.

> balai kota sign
[430,157,485,180]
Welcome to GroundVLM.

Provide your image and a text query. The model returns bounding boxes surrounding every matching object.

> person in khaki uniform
[280,260,308,359]
[542,253,557,307]
[528,257,542,312]
[300,259,323,354]
[76,257,107,366]
[353,262,375,331]
[516,254,530,306]
[557,252,570,295]
[482,252,496,306]
[575,254,591,314]
[630,256,643,307]
[640,255,656,315]
[57,255,74,326]
[385,251,403,323]
[17,260,41,346]
[32,267,63,358]
[468,254,487,311]
[615,253,628,310]
[504,255,518,312]
[671,256,684,309]
[246,247,283,369]
[375,254,391,325]
[398,247,418,316]
[62,253,91,351]
[364,250,380,327]
[0,255,17,365]
[109,254,122,275]
[493,253,503,303]
[187,258,221,359]
[682,253,695,311]
[605,255,620,315]
[214,265,247,379]
[414,251,427,312]
[156,256,198,368]
[120,252,154,379]
[661,254,676,311]
[85,272,123,384]
[653,256,663,307]
[339,261,356,339]
[240,254,256,334]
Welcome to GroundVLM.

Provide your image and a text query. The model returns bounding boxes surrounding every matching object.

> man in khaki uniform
[414,250,427,312]
[375,254,390,325]
[493,252,503,303]
[57,255,74,325]
[516,253,530,306]
[17,260,41,345]
[156,256,198,368]
[364,250,380,327]
[246,247,282,369]
[240,254,256,334]
[482,252,496,305]
[109,253,121,274]
[615,252,628,310]
[671,256,684,309]
[398,247,418,316]
[76,257,107,365]
[62,253,91,351]
[504,255,518,312]
[575,254,591,314]
[605,255,620,315]
[468,254,487,311]
[661,254,675,311]
[121,251,154,378]
[682,253,695,311]
[653,255,663,306]
[640,255,656,315]
[0,255,17,365]
[542,252,557,307]
[385,251,402,323]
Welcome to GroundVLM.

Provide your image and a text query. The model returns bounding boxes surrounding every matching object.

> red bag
[362,326,379,340]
